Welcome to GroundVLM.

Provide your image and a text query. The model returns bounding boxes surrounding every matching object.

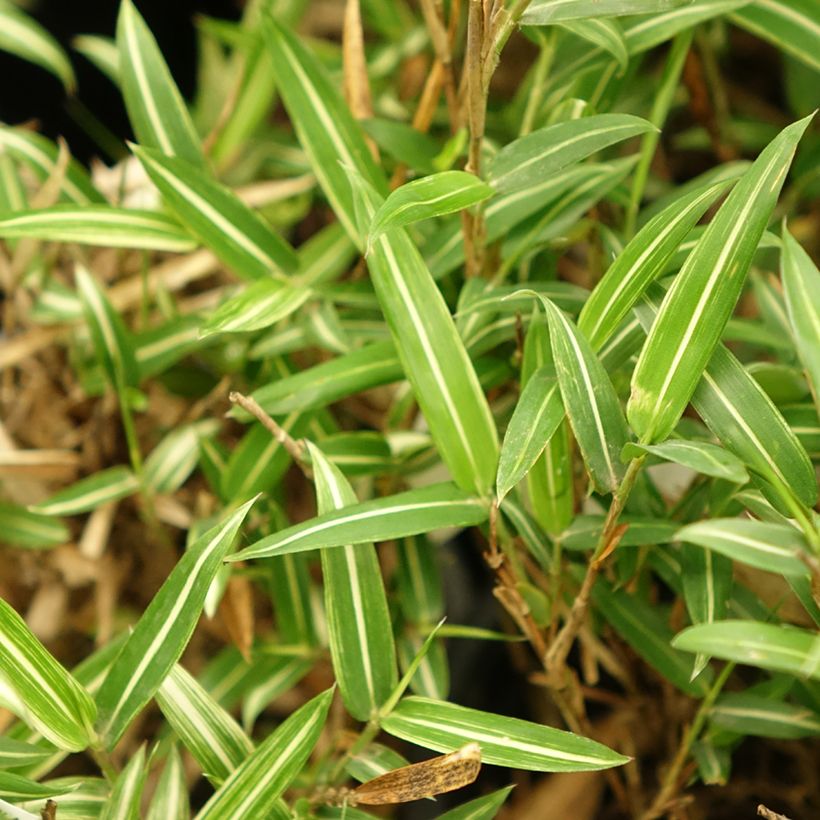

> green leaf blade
[369,171,493,246]
[487,114,655,194]
[195,688,333,820]
[133,145,299,279]
[381,696,629,772]
[117,0,204,165]
[229,483,488,562]
[628,115,813,442]
[310,443,398,721]
[672,621,820,680]
[0,598,96,752]
[95,498,256,748]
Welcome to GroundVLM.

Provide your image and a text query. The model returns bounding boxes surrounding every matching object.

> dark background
[0,0,242,162]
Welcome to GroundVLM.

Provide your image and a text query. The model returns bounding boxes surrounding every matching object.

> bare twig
[228,391,310,475]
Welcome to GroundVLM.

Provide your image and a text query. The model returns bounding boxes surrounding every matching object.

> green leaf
[100,745,146,820]
[0,206,197,252]
[0,502,69,548]
[396,535,445,624]
[496,365,564,500]
[621,440,749,484]
[362,118,442,174]
[711,692,820,739]
[635,290,817,509]
[75,264,140,390]
[31,466,139,517]
[781,227,820,407]
[73,34,120,84]
[0,770,75,800]
[146,746,189,820]
[95,497,256,748]
[523,0,691,24]
[487,114,654,193]
[229,483,488,562]
[18,776,108,818]
[156,665,254,787]
[200,280,310,337]
[578,179,733,350]
[309,442,397,721]
[241,657,314,731]
[528,294,630,493]
[0,127,104,205]
[561,514,678,551]
[262,17,387,245]
[349,172,499,495]
[731,0,820,73]
[117,0,204,164]
[143,421,219,494]
[557,18,628,72]
[681,543,733,677]
[436,785,515,820]
[0,0,75,90]
[676,519,812,577]
[0,738,54,769]
[368,171,493,247]
[133,145,299,279]
[673,621,820,680]
[628,115,813,442]
[591,580,711,696]
[195,688,333,820]
[248,342,401,415]
[381,696,628,772]
[0,597,96,751]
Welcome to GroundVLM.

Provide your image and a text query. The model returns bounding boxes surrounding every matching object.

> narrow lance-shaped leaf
[487,114,655,194]
[349,170,499,495]
[195,688,333,820]
[522,0,691,25]
[200,280,311,338]
[620,440,749,484]
[309,442,397,721]
[0,206,197,253]
[248,341,401,416]
[368,171,494,248]
[146,746,189,820]
[673,621,820,681]
[676,519,813,578]
[0,502,69,549]
[558,18,628,72]
[681,543,733,679]
[781,227,820,408]
[730,0,820,74]
[133,145,299,279]
[117,0,204,165]
[578,178,734,350]
[496,365,564,501]
[526,293,629,493]
[381,696,628,772]
[634,292,817,508]
[156,664,254,787]
[229,483,488,562]
[100,745,146,820]
[0,597,97,752]
[710,692,820,739]
[0,739,55,770]
[436,785,515,820]
[95,497,257,748]
[75,264,140,390]
[628,114,813,442]
[0,127,105,205]
[31,466,139,517]
[0,0,75,90]
[262,17,387,245]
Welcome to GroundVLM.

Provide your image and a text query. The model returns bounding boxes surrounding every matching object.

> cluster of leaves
[0,0,818,818]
